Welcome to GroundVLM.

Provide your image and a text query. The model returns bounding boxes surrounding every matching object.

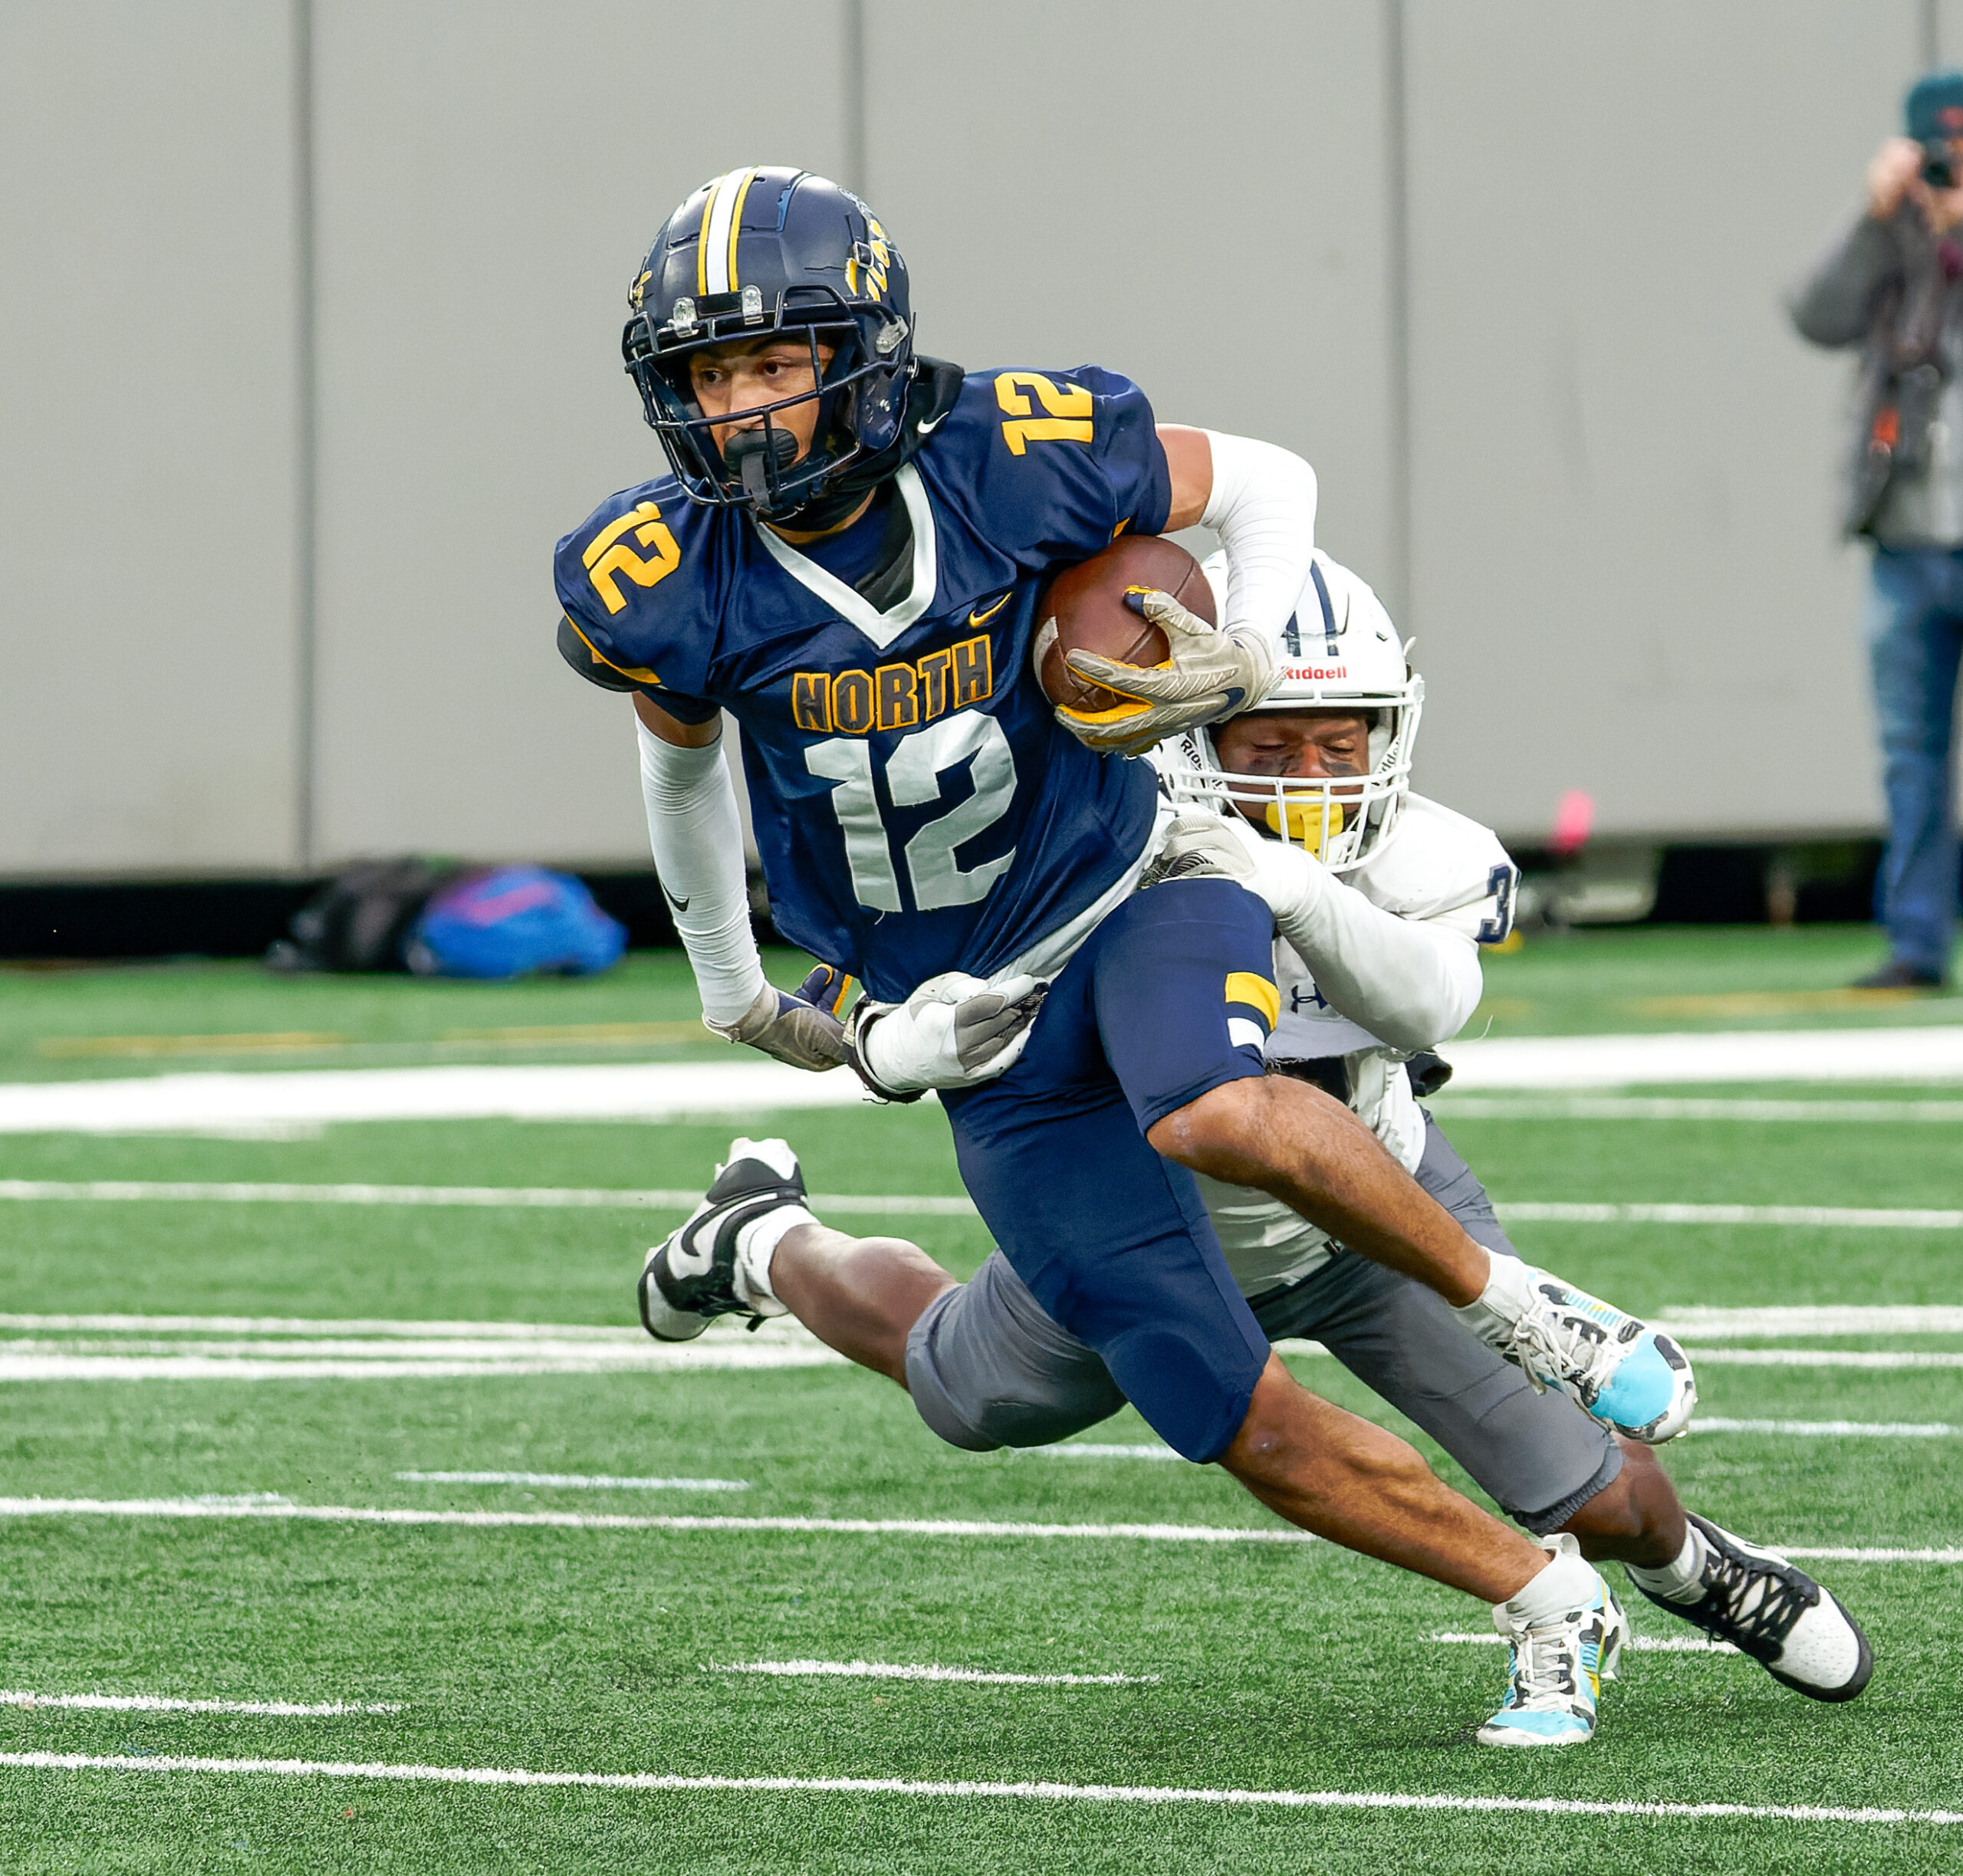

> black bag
[1846,218,1956,536]
[265,858,464,973]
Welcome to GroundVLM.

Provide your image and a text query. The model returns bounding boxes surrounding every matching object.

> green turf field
[0,930,1958,1872]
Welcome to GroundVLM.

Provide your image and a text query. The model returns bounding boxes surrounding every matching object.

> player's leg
[766,1221,950,1383]
[949,882,1606,1599]
[1150,1073,1695,1444]
[634,1137,1124,1437]
[1264,1117,1871,1700]
[643,1117,1618,1741]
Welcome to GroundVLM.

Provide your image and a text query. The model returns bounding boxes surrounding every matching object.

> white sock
[1624,1523,1711,1603]
[731,1204,817,1315]
[1493,1533,1599,1633]
[1450,1250,1533,1338]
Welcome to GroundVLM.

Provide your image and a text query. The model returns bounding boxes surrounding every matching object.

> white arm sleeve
[637,719,766,1027]
[1200,430,1318,641]
[1277,871,1484,1054]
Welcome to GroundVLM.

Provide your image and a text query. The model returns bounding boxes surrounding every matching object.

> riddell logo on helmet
[1283,665,1348,682]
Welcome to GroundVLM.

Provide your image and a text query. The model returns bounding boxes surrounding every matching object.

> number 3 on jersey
[805,710,1017,912]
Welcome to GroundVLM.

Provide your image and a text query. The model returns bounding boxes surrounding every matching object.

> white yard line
[1688,1349,1963,1370]
[0,1689,400,1717]
[1025,1444,1181,1461]
[1439,1027,1963,1090]
[0,1338,789,1360]
[0,1753,1951,1825]
[0,1062,868,1134]
[0,1351,846,1381]
[6,1024,1963,1137]
[396,1471,749,1492]
[1435,1097,1963,1122]
[1779,1546,1963,1562]
[715,1660,1157,1687]
[0,1306,1957,1383]
[1498,1202,1963,1230]
[1430,1633,1739,1654]
[8,1181,1963,1234]
[0,1313,843,1379]
[1655,1306,1963,1338]
[0,1498,1315,1544]
[0,1313,651,1339]
[0,1181,978,1217]
[1692,1418,1960,1437]
[0,1496,1952,1560]
[10,1306,1958,1342]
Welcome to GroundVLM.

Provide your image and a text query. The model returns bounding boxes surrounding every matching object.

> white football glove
[849,971,1049,1099]
[1054,589,1278,758]
[1146,810,1327,928]
[703,968,853,1073]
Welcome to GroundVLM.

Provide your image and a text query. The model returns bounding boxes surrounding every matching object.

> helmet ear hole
[1367,710,1391,771]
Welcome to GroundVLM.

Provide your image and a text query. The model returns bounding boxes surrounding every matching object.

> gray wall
[1402,2,1920,839]
[0,1,1940,877]
[0,2,303,875]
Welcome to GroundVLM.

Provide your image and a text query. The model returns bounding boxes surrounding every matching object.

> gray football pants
[903,1115,1621,1534]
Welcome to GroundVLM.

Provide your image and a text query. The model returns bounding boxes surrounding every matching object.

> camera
[1922,135,1957,189]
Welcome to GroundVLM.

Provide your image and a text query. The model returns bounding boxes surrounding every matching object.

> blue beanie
[1907,71,1963,140]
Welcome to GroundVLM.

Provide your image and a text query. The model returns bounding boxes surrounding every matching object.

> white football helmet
[1155,550,1423,873]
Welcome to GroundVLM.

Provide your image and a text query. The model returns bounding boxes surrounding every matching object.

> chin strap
[757,357,966,530]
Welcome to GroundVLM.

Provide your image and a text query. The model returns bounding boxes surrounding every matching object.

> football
[1034,534,1215,713]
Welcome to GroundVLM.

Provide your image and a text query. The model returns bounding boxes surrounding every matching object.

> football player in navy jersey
[557,168,1687,1740]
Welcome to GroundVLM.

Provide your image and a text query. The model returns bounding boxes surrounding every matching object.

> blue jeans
[1867,549,1963,975]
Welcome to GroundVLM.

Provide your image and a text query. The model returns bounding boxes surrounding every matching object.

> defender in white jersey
[644,553,1873,1737]
[1151,547,1511,1296]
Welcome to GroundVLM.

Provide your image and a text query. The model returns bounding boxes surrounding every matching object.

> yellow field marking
[1626,987,1949,1020]
[38,1033,352,1060]
[36,1023,716,1061]
[437,1022,709,1046]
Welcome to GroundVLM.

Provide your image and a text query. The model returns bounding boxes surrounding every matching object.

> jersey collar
[751,462,939,653]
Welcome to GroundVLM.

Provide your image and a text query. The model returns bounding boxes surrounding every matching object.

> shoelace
[1698,1543,1814,1651]
[1498,1292,1623,1405]
[1500,1620,1586,1709]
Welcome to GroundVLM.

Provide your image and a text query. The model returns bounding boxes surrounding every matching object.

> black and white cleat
[1636,1513,1874,1702]
[637,1137,809,1342]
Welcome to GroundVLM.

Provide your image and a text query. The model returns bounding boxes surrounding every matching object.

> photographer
[1790,72,1963,990]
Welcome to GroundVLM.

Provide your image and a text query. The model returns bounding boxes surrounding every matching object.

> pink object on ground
[1550,789,1594,857]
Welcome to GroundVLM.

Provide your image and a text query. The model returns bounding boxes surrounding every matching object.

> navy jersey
[554,366,1171,1000]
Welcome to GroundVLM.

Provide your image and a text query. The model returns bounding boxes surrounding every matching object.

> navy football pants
[939,879,1274,1462]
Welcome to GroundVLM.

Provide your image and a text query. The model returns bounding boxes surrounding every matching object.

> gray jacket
[1787,206,1963,547]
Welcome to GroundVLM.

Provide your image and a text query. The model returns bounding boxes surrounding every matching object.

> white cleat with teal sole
[1458,1257,1696,1444]
[1478,1539,1626,1748]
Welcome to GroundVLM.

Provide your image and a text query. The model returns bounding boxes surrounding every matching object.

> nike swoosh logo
[1218,688,1246,713]
[664,887,690,912]
[916,411,948,435]
[968,593,1011,628]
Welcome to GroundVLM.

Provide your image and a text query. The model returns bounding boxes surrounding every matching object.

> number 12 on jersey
[804,708,1018,912]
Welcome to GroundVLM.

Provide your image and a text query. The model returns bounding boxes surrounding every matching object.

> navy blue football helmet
[623,166,922,523]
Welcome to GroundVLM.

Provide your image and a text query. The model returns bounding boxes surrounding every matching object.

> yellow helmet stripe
[725,168,758,291]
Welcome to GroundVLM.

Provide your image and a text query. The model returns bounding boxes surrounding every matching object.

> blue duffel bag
[404,867,626,980]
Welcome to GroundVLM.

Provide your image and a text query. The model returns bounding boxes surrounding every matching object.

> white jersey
[1198,792,1515,1296]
